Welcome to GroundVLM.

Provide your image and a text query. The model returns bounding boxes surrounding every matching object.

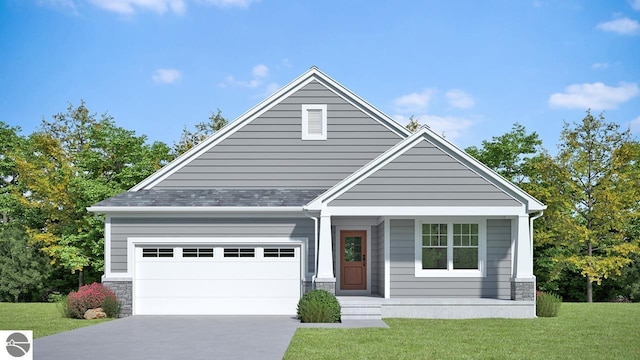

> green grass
[285,303,640,360]
[0,303,112,339]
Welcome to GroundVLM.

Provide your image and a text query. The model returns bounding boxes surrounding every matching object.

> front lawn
[0,303,112,339]
[285,303,640,359]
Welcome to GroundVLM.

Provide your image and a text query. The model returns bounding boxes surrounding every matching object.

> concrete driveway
[35,316,301,360]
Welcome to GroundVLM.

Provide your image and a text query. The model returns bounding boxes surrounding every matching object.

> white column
[513,214,534,280]
[316,215,335,281]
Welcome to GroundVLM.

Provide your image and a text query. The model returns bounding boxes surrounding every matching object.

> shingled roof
[92,189,325,207]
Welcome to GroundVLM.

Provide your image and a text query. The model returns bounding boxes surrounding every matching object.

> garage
[134,244,302,315]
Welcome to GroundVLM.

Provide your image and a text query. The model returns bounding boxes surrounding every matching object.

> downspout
[303,209,319,285]
[529,211,544,270]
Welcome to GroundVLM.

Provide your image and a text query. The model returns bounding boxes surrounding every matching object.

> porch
[338,296,536,320]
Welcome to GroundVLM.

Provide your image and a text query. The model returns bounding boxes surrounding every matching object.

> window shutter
[307,109,323,135]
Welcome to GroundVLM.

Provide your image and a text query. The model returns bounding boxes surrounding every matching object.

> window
[224,248,255,258]
[416,220,485,277]
[264,248,295,258]
[142,248,174,258]
[183,248,214,258]
[301,104,327,140]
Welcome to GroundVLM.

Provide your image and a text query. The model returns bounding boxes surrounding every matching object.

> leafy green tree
[14,101,173,287]
[174,109,228,155]
[465,123,542,184]
[405,115,421,133]
[0,225,51,302]
[533,111,640,302]
[0,122,25,224]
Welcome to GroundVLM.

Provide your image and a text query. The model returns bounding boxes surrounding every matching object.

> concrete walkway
[34,316,388,360]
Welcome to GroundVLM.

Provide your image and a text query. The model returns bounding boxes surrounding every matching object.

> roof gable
[131,67,411,191]
[306,127,546,212]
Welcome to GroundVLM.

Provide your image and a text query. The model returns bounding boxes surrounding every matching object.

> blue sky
[1,0,639,152]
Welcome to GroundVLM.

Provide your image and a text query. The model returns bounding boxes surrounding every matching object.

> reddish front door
[340,230,367,290]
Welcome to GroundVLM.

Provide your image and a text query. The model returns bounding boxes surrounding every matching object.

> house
[88,67,545,319]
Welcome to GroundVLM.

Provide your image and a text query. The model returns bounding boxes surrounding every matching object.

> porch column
[511,214,535,301]
[315,214,336,294]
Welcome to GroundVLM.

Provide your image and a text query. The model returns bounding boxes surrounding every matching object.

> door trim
[334,226,371,296]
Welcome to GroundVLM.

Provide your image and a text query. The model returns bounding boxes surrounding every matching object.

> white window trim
[414,218,487,278]
[301,104,327,140]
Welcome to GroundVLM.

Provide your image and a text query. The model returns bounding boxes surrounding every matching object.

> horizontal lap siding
[371,225,378,295]
[377,221,385,297]
[110,217,315,274]
[154,81,402,189]
[330,142,521,207]
[389,219,511,299]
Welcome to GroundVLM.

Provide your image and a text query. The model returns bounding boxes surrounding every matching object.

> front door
[340,230,367,290]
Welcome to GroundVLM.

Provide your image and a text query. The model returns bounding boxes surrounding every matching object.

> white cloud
[394,89,435,113]
[393,114,474,141]
[445,89,475,109]
[252,64,269,78]
[152,68,182,84]
[196,0,257,8]
[596,17,640,35]
[221,64,271,89]
[87,0,186,15]
[37,0,76,8]
[549,82,639,110]
[591,62,609,70]
[632,0,640,11]
[630,116,640,133]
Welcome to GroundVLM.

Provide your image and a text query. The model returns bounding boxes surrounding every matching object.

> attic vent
[301,104,327,140]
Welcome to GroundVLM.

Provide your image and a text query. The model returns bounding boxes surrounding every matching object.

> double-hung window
[415,219,486,277]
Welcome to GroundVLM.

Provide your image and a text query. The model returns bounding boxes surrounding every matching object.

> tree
[174,109,228,155]
[533,111,640,302]
[0,122,25,224]
[405,115,421,133]
[465,123,542,184]
[0,225,51,302]
[13,101,173,287]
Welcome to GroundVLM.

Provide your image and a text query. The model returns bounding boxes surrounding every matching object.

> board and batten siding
[389,219,512,299]
[154,81,403,189]
[110,217,315,274]
[376,221,386,297]
[329,141,521,207]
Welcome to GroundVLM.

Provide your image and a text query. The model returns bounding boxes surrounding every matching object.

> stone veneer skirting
[102,279,133,317]
[511,279,536,301]
[314,281,336,294]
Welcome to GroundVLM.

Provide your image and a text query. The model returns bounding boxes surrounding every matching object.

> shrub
[66,282,121,319]
[536,291,562,317]
[297,289,341,323]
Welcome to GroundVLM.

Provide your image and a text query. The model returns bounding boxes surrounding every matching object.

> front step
[339,302,382,320]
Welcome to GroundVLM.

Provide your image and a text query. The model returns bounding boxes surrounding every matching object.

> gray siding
[389,219,511,299]
[330,141,521,207]
[110,217,315,273]
[376,221,385,297]
[155,81,402,189]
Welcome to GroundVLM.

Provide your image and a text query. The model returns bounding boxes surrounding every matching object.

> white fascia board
[132,73,320,191]
[305,130,427,209]
[322,206,527,217]
[87,206,304,214]
[131,67,410,192]
[418,127,547,212]
[309,68,411,139]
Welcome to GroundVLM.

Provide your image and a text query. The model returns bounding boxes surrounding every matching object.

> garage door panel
[134,244,302,315]
[136,261,299,280]
[136,279,301,298]
[136,297,299,315]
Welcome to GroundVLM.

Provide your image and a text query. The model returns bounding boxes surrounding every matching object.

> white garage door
[134,245,301,315]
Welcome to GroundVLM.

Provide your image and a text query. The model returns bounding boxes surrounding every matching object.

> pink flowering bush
[66,282,120,319]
